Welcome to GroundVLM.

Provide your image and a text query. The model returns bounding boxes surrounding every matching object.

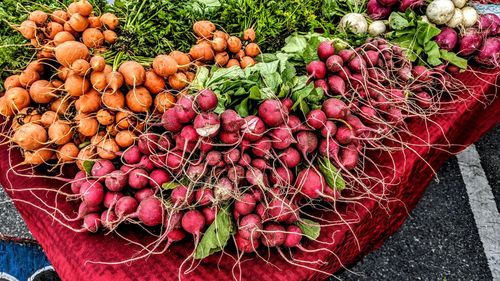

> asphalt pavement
[0,126,499,280]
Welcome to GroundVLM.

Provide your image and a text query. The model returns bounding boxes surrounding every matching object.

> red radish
[251,159,268,171]
[317,41,335,61]
[458,28,483,56]
[187,163,206,181]
[83,213,101,233]
[138,156,155,172]
[363,50,379,66]
[123,146,142,164]
[246,168,266,186]
[196,89,218,111]
[234,193,257,215]
[319,138,340,160]
[321,121,337,138]
[434,27,458,51]
[128,168,149,189]
[174,96,196,124]
[252,136,271,157]
[398,0,423,12]
[195,188,214,206]
[181,210,206,236]
[338,66,352,81]
[200,138,213,154]
[175,126,198,153]
[322,98,348,119]
[71,171,87,194]
[287,115,307,133]
[295,168,326,199]
[335,125,354,145]
[255,203,267,219]
[166,151,184,170]
[78,202,101,219]
[91,160,115,180]
[214,177,234,201]
[221,109,245,132]
[101,210,118,229]
[367,0,392,20]
[219,131,240,145]
[268,198,293,222]
[340,144,359,170]
[348,55,366,73]
[206,151,222,166]
[296,131,319,154]
[202,207,216,225]
[138,134,159,155]
[314,79,329,95]
[270,125,294,150]
[115,196,138,217]
[415,92,433,109]
[261,223,286,247]
[194,112,220,137]
[306,60,327,79]
[242,116,266,142]
[162,108,182,133]
[238,214,262,239]
[103,191,124,208]
[149,169,171,188]
[412,66,431,83]
[281,98,293,113]
[228,165,245,183]
[238,153,251,167]
[105,171,127,192]
[270,167,294,185]
[326,55,343,73]
[167,229,186,243]
[235,233,260,253]
[278,147,301,168]
[377,0,398,6]
[306,109,327,129]
[258,99,287,127]
[338,49,354,63]
[386,107,404,126]
[476,37,499,67]
[81,180,104,207]
[158,134,172,151]
[223,149,241,164]
[138,197,164,227]
[135,188,155,201]
[171,185,194,205]
[283,225,303,247]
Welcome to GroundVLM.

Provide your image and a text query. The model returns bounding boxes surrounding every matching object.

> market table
[0,69,498,281]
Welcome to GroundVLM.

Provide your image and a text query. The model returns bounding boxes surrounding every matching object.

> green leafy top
[194,206,233,259]
[319,157,347,191]
[296,219,321,240]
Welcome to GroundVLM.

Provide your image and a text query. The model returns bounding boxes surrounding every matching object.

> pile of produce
[0,0,497,277]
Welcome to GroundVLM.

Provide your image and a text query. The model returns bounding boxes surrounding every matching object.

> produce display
[0,0,498,279]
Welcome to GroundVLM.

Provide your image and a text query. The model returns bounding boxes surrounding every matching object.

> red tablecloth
[1,70,499,281]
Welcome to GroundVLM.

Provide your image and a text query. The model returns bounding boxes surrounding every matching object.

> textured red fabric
[0,70,499,281]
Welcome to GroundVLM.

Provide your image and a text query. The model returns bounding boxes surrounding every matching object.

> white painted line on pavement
[457,145,500,280]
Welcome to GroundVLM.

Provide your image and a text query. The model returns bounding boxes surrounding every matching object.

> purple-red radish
[171,185,194,205]
[149,169,171,188]
[476,37,499,67]
[321,121,337,138]
[307,109,327,129]
[138,155,155,171]
[270,166,294,185]
[458,28,483,56]
[234,193,257,215]
[195,188,214,206]
[194,112,220,137]
[128,168,149,189]
[138,133,159,155]
[135,188,155,201]
[228,165,245,183]
[196,89,218,112]
[296,131,319,154]
[251,158,267,171]
[335,125,354,145]
[326,55,343,73]
[287,115,308,133]
[123,146,142,164]
[258,99,287,127]
[242,116,266,142]
[319,138,340,160]
[283,225,303,247]
[386,107,404,126]
[377,0,398,6]
[174,96,196,124]
[219,131,240,145]
[255,203,267,219]
[322,98,348,119]
[115,196,138,217]
[81,180,105,207]
[167,229,186,242]
[268,198,293,222]
[306,60,327,79]
[214,177,235,201]
[314,79,329,95]
[278,147,301,168]
[327,74,347,96]
[83,213,101,233]
[101,210,118,229]
[270,125,294,150]
[187,163,206,181]
[206,151,222,166]
[252,136,272,157]
[223,148,241,164]
[181,210,206,237]
[261,223,286,247]
[202,207,216,225]
[359,106,378,124]
[434,27,458,51]
[338,49,354,63]
[317,41,335,61]
[340,144,359,170]
[246,168,266,186]
[348,55,366,73]
[120,165,134,173]
[238,153,251,167]
[412,66,431,82]
[78,201,101,219]
[138,197,164,227]
[415,92,433,109]
[235,233,260,253]
[221,109,245,132]
[162,108,182,133]
[158,134,172,151]
[281,98,293,113]
[71,171,87,194]
[367,0,392,20]
[166,150,184,170]
[363,50,379,66]
[103,191,124,208]
[200,138,213,154]
[295,168,326,199]
[238,214,262,239]
[91,160,115,181]
[398,0,423,12]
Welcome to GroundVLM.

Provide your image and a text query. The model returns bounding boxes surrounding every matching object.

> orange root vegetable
[233,50,245,60]
[243,28,256,42]
[75,89,101,113]
[77,116,99,137]
[57,142,79,162]
[71,59,91,76]
[103,65,113,74]
[69,13,89,32]
[5,87,30,112]
[88,16,102,28]
[97,138,119,159]
[90,71,107,91]
[115,111,133,130]
[4,75,22,90]
[40,111,58,127]
[211,37,227,52]
[13,123,47,150]
[76,145,95,171]
[0,97,14,117]
[51,10,68,24]
[154,91,176,113]
[48,120,73,145]
[67,2,79,16]
[213,30,229,40]
[226,59,240,68]
[100,13,119,30]
[82,28,104,48]
[96,109,114,125]
[102,89,125,109]
[185,72,196,82]
[27,60,45,74]
[45,22,63,39]
[106,124,119,136]
[53,31,76,46]
[29,11,48,26]
[144,71,165,94]
[103,30,117,44]
[152,55,178,77]
[215,52,229,67]
[169,51,191,72]
[24,148,53,165]
[190,42,214,62]
[227,36,242,53]
[29,80,55,104]
[63,22,76,34]
[168,72,188,90]
[193,20,216,39]
[240,56,256,69]
[50,98,70,116]
[19,69,40,87]
[65,75,90,97]
[245,43,260,57]
[90,56,105,72]
[105,71,124,93]
[115,130,136,148]
[91,131,105,146]
[57,66,72,81]
[126,87,153,113]
[55,41,90,67]
[18,108,41,124]
[118,61,146,86]
[51,79,64,89]
[75,0,93,17]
